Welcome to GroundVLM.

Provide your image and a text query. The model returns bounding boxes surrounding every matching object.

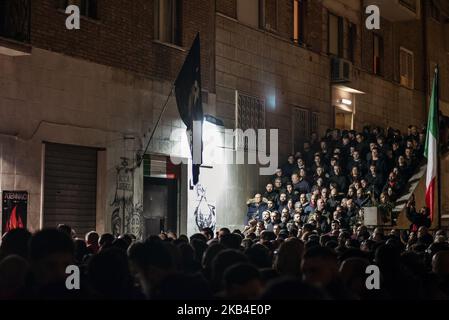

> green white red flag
[424,67,439,221]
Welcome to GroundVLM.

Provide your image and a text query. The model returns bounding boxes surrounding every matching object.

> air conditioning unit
[331,57,353,83]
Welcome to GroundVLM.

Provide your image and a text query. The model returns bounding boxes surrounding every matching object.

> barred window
[292,107,318,153]
[292,107,308,153]
[236,91,265,151]
[310,112,319,135]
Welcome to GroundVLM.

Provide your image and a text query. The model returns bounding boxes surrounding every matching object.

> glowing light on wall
[267,94,276,110]
[339,98,353,106]
[202,115,224,166]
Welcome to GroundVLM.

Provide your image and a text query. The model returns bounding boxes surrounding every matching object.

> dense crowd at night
[0,217,448,299]
[246,125,428,232]
[0,125,448,300]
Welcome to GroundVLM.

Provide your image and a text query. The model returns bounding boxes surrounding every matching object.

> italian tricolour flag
[424,67,439,222]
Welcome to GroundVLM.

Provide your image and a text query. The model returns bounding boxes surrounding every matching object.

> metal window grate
[236,91,265,151]
[237,93,265,130]
[310,112,319,135]
[292,107,309,153]
[292,108,318,153]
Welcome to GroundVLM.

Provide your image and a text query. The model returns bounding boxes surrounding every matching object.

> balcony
[364,0,420,21]
[0,0,31,56]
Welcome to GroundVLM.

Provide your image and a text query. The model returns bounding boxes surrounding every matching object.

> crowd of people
[246,125,428,236]
[0,221,448,300]
[0,125,448,300]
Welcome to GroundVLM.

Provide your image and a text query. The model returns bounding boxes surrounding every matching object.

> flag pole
[435,65,442,230]
[136,84,175,168]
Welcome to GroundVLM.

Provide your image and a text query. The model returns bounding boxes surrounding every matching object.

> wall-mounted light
[267,94,276,110]
[339,98,353,106]
[202,114,224,166]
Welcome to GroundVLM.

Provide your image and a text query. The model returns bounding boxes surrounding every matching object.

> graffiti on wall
[193,183,216,231]
[110,157,143,239]
[128,203,143,239]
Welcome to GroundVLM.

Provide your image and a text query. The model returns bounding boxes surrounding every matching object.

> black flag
[175,33,203,186]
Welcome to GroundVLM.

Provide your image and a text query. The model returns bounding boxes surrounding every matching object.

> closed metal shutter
[43,143,98,236]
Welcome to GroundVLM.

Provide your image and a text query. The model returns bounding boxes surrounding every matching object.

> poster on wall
[187,165,217,236]
[2,191,28,235]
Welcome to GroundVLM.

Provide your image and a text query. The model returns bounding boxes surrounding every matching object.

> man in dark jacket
[382,172,403,199]
[346,150,367,177]
[364,164,384,197]
[354,188,372,209]
[355,133,370,160]
[326,187,341,213]
[272,168,289,186]
[246,194,267,224]
[266,211,281,232]
[329,166,348,193]
[367,148,387,174]
[285,183,300,203]
[282,155,296,178]
[277,193,289,212]
[292,173,311,195]
[263,183,278,202]
[405,198,431,233]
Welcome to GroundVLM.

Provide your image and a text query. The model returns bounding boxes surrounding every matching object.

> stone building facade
[1,0,448,236]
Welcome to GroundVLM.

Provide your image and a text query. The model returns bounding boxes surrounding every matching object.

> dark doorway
[143,177,178,238]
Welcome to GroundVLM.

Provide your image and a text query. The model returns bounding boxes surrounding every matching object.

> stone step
[393,163,427,213]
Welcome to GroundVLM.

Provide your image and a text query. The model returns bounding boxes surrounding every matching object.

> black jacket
[329,174,348,193]
[406,206,431,232]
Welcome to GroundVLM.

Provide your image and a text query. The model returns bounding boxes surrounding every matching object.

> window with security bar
[292,107,308,153]
[292,107,318,153]
[235,91,266,151]
[310,112,319,135]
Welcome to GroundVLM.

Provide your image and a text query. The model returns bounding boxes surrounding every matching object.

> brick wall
[30,0,214,90]
[215,14,332,158]
[216,0,323,52]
